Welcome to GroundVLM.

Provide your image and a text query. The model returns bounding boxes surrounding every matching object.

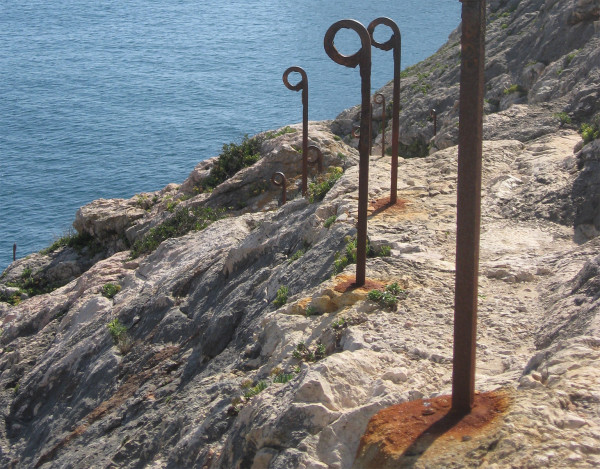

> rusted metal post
[374,93,386,158]
[452,0,486,415]
[13,243,16,262]
[307,145,323,173]
[283,66,309,196]
[325,19,371,286]
[430,108,438,136]
[271,172,287,205]
[368,18,401,204]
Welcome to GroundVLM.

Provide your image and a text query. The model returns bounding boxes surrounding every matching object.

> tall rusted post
[325,19,371,286]
[13,243,16,262]
[283,66,309,196]
[452,0,486,415]
[368,18,401,204]
[374,93,386,158]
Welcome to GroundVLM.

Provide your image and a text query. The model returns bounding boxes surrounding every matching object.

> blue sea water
[0,0,460,271]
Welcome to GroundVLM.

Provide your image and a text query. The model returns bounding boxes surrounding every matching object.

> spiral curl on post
[270,172,287,205]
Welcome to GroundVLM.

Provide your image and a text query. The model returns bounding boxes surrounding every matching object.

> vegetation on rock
[130,205,224,258]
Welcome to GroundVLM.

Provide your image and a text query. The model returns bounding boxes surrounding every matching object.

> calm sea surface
[0,0,460,271]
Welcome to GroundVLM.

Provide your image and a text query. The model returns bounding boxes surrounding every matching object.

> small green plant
[305,305,320,317]
[324,215,337,229]
[166,199,179,213]
[273,372,295,384]
[292,342,327,362]
[375,245,391,257]
[333,237,357,275]
[580,121,600,144]
[385,282,405,296]
[308,167,343,203]
[273,286,289,307]
[288,249,305,264]
[21,267,32,279]
[107,318,132,354]
[503,84,525,96]
[565,52,577,66]
[554,112,572,125]
[333,135,342,141]
[243,381,268,399]
[102,283,121,299]
[367,290,398,309]
[107,318,127,341]
[315,344,326,360]
[263,126,296,140]
[337,152,346,160]
[293,365,301,373]
[367,283,406,310]
[331,317,347,330]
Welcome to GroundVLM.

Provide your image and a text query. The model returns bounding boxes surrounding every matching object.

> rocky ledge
[1,0,600,468]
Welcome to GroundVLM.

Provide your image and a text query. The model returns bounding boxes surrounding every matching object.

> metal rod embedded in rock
[283,66,309,196]
[325,19,371,287]
[368,17,401,204]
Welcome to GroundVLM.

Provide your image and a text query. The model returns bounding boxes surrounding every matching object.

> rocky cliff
[1,0,600,468]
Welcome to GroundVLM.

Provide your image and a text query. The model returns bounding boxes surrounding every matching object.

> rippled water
[0,0,460,270]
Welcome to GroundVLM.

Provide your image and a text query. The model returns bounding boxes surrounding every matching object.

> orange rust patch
[368,196,408,216]
[333,275,385,293]
[356,391,511,468]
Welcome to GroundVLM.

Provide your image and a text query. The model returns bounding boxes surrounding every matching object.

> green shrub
[273,286,289,307]
[130,206,224,258]
[554,112,572,125]
[40,229,101,256]
[292,342,327,362]
[580,121,600,144]
[324,215,337,229]
[107,318,127,341]
[308,167,343,203]
[107,318,132,354]
[200,135,263,191]
[305,306,321,317]
[367,283,407,310]
[102,283,121,299]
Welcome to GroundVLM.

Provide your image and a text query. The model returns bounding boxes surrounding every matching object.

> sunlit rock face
[1,1,600,467]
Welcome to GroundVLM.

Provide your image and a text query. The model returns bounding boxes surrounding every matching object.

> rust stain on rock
[368,195,408,215]
[355,390,511,469]
[334,275,385,293]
